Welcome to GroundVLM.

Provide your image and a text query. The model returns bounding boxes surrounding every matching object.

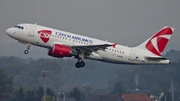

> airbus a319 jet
[6,23,174,68]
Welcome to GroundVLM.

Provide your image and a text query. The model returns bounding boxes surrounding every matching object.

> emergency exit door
[29,25,36,37]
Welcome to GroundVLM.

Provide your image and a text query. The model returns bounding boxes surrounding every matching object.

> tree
[69,87,84,101]
[15,85,27,101]
[0,69,13,101]
[46,88,55,97]
[35,87,44,101]
[81,86,95,97]
[41,94,54,101]
[111,81,126,95]
[25,89,36,101]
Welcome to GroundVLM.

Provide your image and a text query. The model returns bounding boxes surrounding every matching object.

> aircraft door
[129,50,136,61]
[29,25,36,37]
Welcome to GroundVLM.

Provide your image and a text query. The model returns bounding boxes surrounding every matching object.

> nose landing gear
[24,50,29,54]
[24,44,30,54]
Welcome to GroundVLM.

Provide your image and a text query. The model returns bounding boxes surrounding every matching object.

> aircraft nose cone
[6,28,13,36]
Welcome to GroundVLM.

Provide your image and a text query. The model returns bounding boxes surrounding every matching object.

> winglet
[112,43,117,48]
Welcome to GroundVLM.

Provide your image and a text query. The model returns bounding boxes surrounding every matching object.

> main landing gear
[75,53,85,68]
[24,44,30,54]
[75,60,85,68]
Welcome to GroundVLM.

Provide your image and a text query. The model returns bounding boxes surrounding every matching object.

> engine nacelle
[48,44,72,58]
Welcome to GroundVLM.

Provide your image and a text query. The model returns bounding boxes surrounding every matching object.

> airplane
[6,23,174,68]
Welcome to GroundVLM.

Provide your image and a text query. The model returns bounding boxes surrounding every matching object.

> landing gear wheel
[24,50,29,54]
[75,61,85,68]
[75,62,81,68]
[79,61,85,67]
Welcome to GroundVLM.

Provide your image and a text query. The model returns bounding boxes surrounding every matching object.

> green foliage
[165,50,180,62]
[0,56,124,92]
[41,94,54,101]
[12,85,55,101]
[15,85,26,101]
[115,63,180,95]
[0,57,64,92]
[69,87,84,101]
[110,81,126,95]
[0,69,13,101]
[80,86,95,97]
[0,49,180,98]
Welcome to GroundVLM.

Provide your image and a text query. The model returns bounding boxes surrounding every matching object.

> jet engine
[48,44,72,58]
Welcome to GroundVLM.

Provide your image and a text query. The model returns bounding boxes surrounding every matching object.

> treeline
[11,86,54,101]
[0,56,121,92]
[115,63,180,95]
[111,50,180,95]
[0,68,126,101]
[0,49,180,99]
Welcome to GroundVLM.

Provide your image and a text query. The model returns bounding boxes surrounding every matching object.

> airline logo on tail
[146,27,174,56]
[38,30,52,43]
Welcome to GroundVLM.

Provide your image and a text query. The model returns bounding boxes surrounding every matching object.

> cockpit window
[14,26,24,30]
[14,26,19,28]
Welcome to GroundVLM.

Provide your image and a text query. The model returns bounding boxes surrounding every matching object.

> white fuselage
[6,23,170,65]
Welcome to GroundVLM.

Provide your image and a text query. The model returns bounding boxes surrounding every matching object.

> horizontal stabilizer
[145,56,169,60]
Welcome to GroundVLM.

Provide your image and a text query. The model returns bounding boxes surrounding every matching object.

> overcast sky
[0,0,180,48]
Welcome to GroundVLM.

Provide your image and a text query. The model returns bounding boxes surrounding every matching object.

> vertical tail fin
[137,26,174,56]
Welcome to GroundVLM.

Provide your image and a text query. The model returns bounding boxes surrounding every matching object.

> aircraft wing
[72,44,116,53]
[50,42,116,53]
